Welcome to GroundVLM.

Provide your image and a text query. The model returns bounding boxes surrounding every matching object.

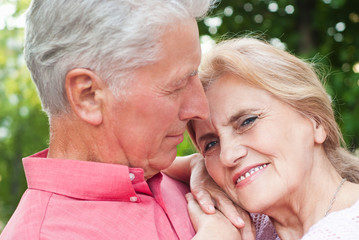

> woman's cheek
[205,157,223,183]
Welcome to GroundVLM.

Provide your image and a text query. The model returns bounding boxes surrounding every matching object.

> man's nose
[180,76,209,121]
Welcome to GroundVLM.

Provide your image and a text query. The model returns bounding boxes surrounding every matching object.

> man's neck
[48,114,128,165]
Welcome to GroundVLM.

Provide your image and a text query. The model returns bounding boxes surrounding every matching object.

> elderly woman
[168,37,359,239]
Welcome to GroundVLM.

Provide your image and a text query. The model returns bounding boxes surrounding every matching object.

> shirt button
[129,173,135,181]
[130,196,138,202]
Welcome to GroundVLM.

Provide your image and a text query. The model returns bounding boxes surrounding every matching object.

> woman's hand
[187,193,241,240]
[189,155,256,239]
[163,153,255,237]
[187,193,256,240]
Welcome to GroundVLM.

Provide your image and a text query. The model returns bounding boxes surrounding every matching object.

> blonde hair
[188,37,359,183]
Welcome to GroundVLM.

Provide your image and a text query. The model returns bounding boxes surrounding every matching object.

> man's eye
[189,70,198,77]
[204,140,218,152]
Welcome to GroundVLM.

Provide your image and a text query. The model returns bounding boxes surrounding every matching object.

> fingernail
[185,193,192,201]
[207,205,215,212]
[236,217,245,227]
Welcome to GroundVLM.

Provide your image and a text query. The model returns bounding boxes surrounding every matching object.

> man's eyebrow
[182,69,198,81]
[170,69,198,88]
[197,132,218,145]
[189,69,198,77]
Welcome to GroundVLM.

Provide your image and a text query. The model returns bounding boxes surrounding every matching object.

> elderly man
[0,0,215,239]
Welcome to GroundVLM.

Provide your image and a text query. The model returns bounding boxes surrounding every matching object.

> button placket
[129,172,137,202]
[129,173,135,181]
[129,196,138,202]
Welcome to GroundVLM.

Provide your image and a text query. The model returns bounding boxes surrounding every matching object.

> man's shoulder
[161,173,190,193]
[1,189,53,240]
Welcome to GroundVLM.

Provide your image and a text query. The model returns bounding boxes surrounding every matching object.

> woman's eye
[236,115,259,133]
[204,140,218,152]
[241,116,258,127]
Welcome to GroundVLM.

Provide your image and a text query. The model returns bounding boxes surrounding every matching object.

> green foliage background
[1,0,359,231]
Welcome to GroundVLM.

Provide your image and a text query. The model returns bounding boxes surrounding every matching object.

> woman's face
[193,74,326,213]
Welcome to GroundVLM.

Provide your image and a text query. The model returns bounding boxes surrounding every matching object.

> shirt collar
[23,149,156,202]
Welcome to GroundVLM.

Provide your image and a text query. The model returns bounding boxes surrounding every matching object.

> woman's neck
[263,155,353,239]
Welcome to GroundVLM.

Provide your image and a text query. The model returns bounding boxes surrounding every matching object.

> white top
[302,199,359,239]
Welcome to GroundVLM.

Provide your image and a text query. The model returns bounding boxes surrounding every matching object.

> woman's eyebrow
[227,108,258,126]
[228,112,243,125]
[197,132,217,145]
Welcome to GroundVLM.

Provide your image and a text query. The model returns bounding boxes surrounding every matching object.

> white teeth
[236,164,268,184]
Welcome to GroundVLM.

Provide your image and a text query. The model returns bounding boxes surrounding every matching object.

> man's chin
[144,172,158,180]
[144,151,177,180]
[143,165,165,180]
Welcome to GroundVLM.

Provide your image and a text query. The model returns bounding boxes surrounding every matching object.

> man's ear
[65,68,104,125]
[311,119,327,144]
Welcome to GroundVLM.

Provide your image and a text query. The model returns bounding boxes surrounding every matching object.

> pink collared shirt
[0,149,195,240]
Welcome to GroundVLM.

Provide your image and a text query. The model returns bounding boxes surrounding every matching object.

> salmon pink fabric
[0,149,195,240]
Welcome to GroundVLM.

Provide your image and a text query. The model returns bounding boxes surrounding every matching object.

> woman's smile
[233,163,269,187]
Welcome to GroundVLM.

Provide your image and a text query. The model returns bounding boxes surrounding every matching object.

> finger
[186,193,204,214]
[185,193,204,231]
[214,194,245,228]
[240,224,256,240]
[185,192,195,204]
[191,189,216,214]
[236,207,256,240]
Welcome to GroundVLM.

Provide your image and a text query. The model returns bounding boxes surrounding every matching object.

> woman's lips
[233,163,269,187]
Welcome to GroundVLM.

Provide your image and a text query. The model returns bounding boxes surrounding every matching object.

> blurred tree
[1,0,359,232]
[0,0,49,230]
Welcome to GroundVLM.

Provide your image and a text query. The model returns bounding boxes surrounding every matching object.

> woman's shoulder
[250,213,280,240]
[301,198,359,240]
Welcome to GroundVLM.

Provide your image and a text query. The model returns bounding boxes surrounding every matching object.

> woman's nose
[219,137,248,167]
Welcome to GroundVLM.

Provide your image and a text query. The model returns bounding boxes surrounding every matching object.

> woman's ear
[311,119,327,144]
[65,68,104,125]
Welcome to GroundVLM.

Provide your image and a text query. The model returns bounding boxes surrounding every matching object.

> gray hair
[25,0,216,116]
